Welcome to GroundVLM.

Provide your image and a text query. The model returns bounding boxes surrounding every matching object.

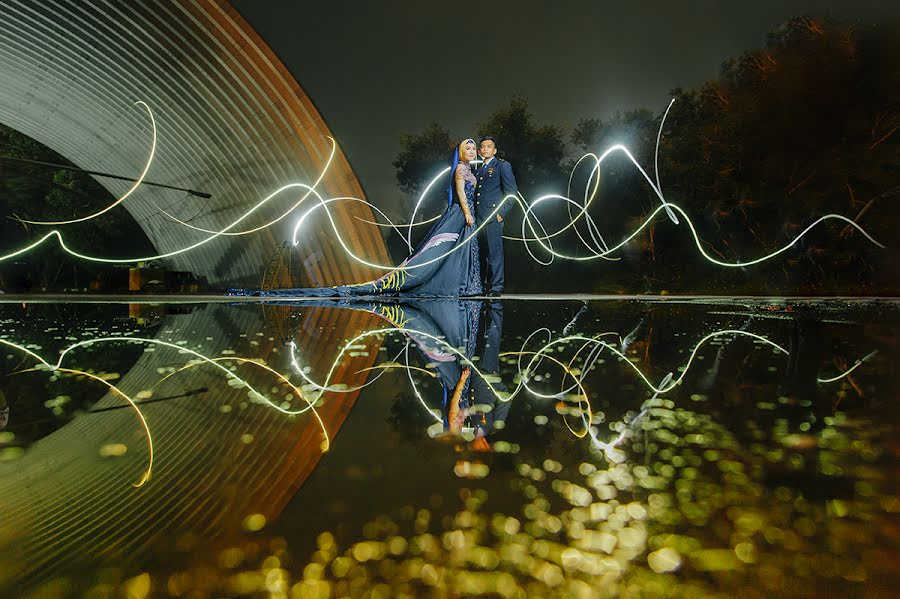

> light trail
[588,373,674,459]
[288,317,879,441]
[156,355,329,450]
[292,194,415,253]
[18,101,157,226]
[654,98,679,224]
[155,138,337,238]
[355,213,441,231]
[815,350,879,384]
[289,341,407,395]
[407,167,452,248]
[14,365,154,487]
[0,98,884,279]
[0,335,331,455]
[404,343,442,422]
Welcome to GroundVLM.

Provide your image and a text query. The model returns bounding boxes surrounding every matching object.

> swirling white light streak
[0,335,332,455]
[18,101,157,226]
[289,318,878,443]
[588,372,674,459]
[0,97,885,280]
[155,355,329,450]
[154,138,336,237]
[289,341,407,395]
[0,137,340,264]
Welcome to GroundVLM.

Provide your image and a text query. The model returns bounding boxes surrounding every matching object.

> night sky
[233,0,896,215]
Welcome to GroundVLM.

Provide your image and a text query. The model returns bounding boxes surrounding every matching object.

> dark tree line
[394,95,569,200]
[394,17,899,294]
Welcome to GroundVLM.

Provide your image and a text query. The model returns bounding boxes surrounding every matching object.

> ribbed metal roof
[0,0,390,287]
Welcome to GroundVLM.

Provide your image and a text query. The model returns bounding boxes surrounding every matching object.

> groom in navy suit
[475,136,519,296]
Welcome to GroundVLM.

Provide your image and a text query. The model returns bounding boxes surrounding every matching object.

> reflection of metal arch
[0,302,385,590]
[0,0,389,287]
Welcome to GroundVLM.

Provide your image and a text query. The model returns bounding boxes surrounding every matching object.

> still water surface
[0,298,896,597]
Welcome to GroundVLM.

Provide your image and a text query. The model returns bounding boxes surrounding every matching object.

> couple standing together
[258,137,518,298]
[362,136,519,298]
[454,137,518,297]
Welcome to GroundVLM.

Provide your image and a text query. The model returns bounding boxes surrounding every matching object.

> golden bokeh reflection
[0,299,896,597]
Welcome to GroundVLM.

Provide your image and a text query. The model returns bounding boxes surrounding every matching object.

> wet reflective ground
[0,297,897,598]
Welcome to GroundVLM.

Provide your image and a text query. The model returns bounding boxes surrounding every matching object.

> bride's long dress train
[258,166,482,298]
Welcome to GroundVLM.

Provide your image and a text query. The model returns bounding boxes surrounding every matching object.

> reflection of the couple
[433,300,509,444]
[297,298,509,449]
[377,298,509,448]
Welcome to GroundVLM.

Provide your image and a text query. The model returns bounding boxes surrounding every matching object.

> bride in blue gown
[259,139,482,298]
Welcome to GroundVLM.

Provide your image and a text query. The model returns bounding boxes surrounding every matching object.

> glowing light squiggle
[156,355,329,450]
[12,362,154,488]
[18,101,157,226]
[156,138,336,238]
[0,336,332,453]
[0,98,885,279]
[290,318,878,433]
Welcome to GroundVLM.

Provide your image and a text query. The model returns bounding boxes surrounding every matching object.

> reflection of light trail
[157,356,329,450]
[295,323,879,405]
[289,341,407,395]
[357,361,437,379]
[15,366,154,487]
[506,328,875,396]
[291,320,878,441]
[502,349,594,438]
[59,338,329,449]
[18,102,157,226]
[294,327,494,398]
[589,373,673,461]
[816,350,879,384]
[404,343,442,422]
[0,335,331,455]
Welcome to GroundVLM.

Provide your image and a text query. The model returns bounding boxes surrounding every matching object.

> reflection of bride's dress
[386,299,509,436]
[296,298,509,437]
[262,166,482,298]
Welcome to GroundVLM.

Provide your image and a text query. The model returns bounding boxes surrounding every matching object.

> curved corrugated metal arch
[0,0,390,287]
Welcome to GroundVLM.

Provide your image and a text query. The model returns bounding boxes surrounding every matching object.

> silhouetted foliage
[394,97,569,200]
[654,16,900,293]
[393,17,898,294]
[475,95,569,197]
[0,124,155,291]
[392,122,455,196]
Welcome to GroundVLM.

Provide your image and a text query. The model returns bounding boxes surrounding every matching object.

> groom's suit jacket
[475,157,518,220]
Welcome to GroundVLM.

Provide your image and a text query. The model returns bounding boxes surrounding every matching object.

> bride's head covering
[448,138,476,206]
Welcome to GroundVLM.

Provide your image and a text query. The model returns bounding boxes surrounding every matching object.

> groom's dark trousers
[475,157,518,294]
